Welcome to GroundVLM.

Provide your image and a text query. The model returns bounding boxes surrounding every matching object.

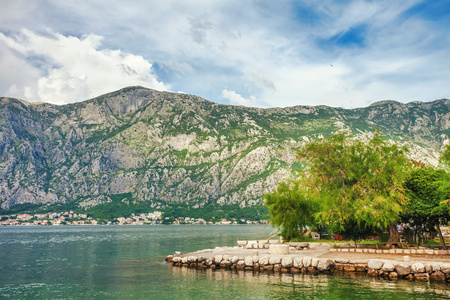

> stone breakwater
[165,244,450,283]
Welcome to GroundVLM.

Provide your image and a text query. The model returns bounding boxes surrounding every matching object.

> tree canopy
[402,167,450,248]
[264,179,317,240]
[265,131,411,242]
[441,145,450,167]
[299,132,410,241]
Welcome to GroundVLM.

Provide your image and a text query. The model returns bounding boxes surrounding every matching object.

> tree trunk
[435,220,447,250]
[386,222,400,247]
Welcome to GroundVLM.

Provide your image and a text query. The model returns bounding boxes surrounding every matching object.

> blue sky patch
[404,1,450,24]
[318,24,368,51]
[290,2,322,26]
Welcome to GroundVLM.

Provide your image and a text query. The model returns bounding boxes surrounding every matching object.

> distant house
[17,214,32,221]
[34,214,48,219]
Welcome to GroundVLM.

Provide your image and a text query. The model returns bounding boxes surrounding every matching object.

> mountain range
[0,86,448,216]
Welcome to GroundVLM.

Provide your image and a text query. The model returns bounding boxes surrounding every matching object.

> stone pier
[165,241,450,283]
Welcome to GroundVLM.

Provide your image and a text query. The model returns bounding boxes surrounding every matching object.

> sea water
[0,225,448,299]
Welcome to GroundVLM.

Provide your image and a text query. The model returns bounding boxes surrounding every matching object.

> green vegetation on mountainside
[0,87,448,219]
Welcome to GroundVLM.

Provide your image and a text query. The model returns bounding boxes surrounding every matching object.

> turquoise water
[0,225,448,299]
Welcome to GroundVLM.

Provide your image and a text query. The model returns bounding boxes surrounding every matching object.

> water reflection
[1,225,449,299]
[170,267,450,299]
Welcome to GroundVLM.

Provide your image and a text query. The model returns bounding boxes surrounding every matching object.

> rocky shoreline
[165,241,450,283]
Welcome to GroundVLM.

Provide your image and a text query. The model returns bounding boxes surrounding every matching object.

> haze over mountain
[0,87,448,214]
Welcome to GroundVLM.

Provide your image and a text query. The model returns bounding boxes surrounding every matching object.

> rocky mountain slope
[0,86,448,212]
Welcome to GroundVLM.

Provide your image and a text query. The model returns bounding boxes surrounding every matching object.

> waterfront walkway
[171,242,450,263]
[166,241,450,282]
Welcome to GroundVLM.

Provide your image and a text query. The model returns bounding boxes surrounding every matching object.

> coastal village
[0,211,267,226]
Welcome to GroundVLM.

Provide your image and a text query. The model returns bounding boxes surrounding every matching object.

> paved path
[177,243,450,264]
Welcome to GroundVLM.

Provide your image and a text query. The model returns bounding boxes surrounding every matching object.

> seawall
[165,241,450,282]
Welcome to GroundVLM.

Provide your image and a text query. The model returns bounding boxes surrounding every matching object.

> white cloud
[0,36,41,99]
[0,29,168,104]
[0,1,449,108]
[222,89,257,107]
[24,69,90,105]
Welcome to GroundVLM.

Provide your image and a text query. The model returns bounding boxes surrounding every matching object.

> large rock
[214,255,223,264]
[269,256,281,265]
[368,260,383,270]
[355,264,367,272]
[343,265,356,272]
[273,264,282,272]
[440,263,450,274]
[281,256,293,268]
[220,260,232,268]
[264,264,274,271]
[430,262,441,273]
[244,256,254,267]
[303,257,312,267]
[411,263,425,273]
[205,258,214,266]
[389,272,399,279]
[424,263,432,274]
[317,259,334,271]
[293,257,303,268]
[381,262,395,272]
[430,271,446,281]
[258,256,269,266]
[395,263,411,276]
[236,260,245,267]
[414,273,429,281]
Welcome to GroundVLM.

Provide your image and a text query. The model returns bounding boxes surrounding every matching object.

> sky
[0,0,449,108]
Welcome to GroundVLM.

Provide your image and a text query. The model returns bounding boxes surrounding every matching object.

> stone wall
[331,247,449,255]
[166,254,450,282]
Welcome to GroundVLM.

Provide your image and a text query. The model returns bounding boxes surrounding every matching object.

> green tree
[441,145,450,167]
[264,179,317,240]
[298,131,410,244]
[335,218,379,248]
[403,167,450,249]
